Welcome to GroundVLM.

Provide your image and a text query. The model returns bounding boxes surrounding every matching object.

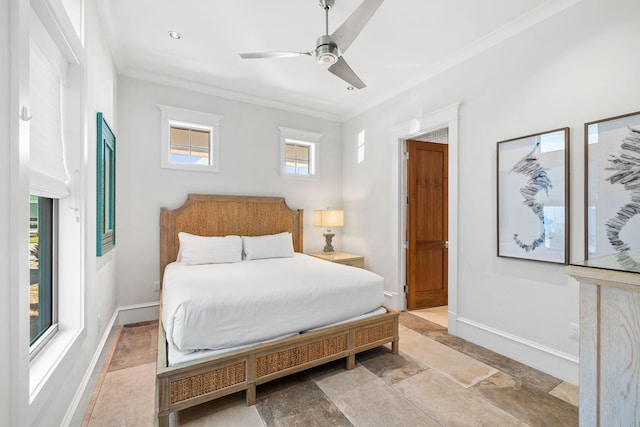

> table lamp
[313,209,344,253]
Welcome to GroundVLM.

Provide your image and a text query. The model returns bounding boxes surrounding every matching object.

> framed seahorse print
[585,111,640,273]
[497,128,569,264]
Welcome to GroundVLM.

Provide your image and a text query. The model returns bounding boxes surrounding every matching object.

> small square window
[169,126,212,165]
[159,105,222,172]
[280,127,320,179]
[285,142,310,174]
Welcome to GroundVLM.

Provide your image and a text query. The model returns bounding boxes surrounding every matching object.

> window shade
[29,39,69,198]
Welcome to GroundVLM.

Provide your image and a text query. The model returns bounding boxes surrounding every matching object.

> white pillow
[178,232,242,265]
[242,232,294,260]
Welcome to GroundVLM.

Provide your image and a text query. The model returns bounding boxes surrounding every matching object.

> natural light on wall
[358,129,365,163]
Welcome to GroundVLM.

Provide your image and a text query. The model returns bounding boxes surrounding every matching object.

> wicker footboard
[156,308,399,426]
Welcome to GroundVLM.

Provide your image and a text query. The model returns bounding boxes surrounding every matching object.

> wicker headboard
[159,194,304,287]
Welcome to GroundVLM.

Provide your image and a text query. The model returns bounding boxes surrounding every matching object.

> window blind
[29,31,69,198]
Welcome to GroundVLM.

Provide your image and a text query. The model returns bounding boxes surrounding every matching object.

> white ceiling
[96,0,579,121]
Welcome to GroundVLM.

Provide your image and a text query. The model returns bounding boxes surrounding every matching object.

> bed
[156,194,399,426]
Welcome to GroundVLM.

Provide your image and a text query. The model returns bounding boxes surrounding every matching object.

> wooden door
[406,140,448,309]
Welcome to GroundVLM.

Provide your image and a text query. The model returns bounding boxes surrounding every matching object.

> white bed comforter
[162,253,385,353]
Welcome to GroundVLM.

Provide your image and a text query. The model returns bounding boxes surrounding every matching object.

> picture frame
[97,112,116,256]
[584,111,640,272]
[497,128,569,264]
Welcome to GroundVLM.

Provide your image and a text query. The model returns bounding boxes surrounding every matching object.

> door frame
[391,103,459,333]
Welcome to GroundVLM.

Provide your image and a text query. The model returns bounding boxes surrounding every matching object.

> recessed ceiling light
[347,86,354,91]
[168,31,182,40]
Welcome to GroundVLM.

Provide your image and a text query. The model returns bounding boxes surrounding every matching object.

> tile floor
[83,310,578,426]
[410,305,449,328]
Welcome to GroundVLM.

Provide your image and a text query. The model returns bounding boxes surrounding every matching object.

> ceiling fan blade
[328,56,366,89]
[330,0,383,54]
[239,51,312,59]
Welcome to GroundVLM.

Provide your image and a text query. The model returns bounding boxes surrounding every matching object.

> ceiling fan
[239,0,384,89]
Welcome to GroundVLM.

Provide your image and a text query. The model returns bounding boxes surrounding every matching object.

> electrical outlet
[569,322,579,340]
[153,280,160,292]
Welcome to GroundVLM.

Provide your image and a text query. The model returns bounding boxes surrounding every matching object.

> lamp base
[322,233,335,253]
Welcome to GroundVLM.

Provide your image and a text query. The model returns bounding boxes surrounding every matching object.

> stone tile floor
[410,306,449,328]
[83,312,578,426]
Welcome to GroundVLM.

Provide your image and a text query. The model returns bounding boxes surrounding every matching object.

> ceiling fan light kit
[239,0,384,89]
[315,35,339,65]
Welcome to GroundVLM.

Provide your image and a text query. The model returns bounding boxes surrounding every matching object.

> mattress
[162,253,385,356]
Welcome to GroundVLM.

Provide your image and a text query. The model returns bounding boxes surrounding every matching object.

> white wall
[1,0,12,421]
[115,77,343,311]
[83,0,118,356]
[342,0,640,384]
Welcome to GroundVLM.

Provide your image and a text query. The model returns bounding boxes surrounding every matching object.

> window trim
[159,104,222,173]
[279,126,321,180]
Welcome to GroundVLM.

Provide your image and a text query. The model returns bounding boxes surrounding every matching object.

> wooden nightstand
[310,252,365,268]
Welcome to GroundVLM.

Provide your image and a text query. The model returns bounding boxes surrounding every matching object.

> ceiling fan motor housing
[315,35,339,65]
[319,0,335,9]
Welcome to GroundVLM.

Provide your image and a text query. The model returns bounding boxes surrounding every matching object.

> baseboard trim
[117,301,160,312]
[447,309,457,335]
[455,316,579,384]
[62,302,160,426]
[383,291,403,312]
[117,301,160,325]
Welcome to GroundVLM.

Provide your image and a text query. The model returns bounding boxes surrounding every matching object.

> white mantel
[567,265,640,426]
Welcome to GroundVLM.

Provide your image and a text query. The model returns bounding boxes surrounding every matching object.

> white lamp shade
[314,210,344,228]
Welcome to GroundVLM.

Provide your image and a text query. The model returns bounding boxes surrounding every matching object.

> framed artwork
[585,111,640,272]
[97,112,116,256]
[497,128,569,264]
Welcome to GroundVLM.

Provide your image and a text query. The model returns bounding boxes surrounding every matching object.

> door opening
[406,138,448,310]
